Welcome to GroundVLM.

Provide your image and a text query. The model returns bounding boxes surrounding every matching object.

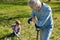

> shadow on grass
[52,7,60,12]
[53,9,60,12]
[0,34,10,40]
[0,33,15,40]
[0,8,60,22]
[0,14,30,22]
[45,1,60,4]
[0,1,28,6]
[52,7,60,9]
[7,14,30,20]
[0,1,60,6]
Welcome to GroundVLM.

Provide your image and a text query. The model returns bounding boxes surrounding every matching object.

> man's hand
[28,17,36,24]
[28,18,32,24]
[35,24,41,28]
[32,17,36,23]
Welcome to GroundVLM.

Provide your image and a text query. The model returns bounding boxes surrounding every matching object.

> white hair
[28,0,41,7]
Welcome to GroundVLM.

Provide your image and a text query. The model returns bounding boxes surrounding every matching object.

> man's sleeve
[36,7,52,27]
[31,11,35,18]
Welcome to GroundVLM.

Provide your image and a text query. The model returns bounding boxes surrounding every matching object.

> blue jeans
[38,25,53,40]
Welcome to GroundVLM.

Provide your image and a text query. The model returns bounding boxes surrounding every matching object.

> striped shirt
[12,24,21,34]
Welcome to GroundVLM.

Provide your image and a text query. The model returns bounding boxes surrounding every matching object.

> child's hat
[15,20,21,25]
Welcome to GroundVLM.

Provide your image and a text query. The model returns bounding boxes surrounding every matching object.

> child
[11,20,21,40]
[0,20,21,40]
[28,0,54,40]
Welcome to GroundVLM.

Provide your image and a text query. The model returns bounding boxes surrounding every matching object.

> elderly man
[28,0,54,40]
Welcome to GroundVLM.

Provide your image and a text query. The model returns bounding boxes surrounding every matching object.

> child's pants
[16,34,20,40]
[7,32,20,40]
[39,25,53,40]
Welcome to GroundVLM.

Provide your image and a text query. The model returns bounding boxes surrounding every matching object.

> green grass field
[0,1,60,40]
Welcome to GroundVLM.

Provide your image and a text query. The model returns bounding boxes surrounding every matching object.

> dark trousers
[0,32,15,40]
[0,32,20,40]
[7,32,16,37]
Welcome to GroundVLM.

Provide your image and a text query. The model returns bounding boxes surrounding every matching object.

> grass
[0,1,60,40]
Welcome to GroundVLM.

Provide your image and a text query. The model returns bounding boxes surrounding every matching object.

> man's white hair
[28,0,41,7]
